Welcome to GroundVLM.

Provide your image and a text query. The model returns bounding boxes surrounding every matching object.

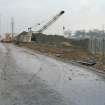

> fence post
[102,38,105,64]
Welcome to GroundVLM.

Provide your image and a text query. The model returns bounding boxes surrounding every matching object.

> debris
[55,53,64,57]
[68,77,72,80]
[95,79,99,81]
[77,59,96,66]
[61,42,72,47]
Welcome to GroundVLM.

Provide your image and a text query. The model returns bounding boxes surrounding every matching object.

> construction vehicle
[15,10,65,43]
[1,33,12,43]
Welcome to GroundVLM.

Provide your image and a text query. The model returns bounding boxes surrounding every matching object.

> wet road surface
[0,43,105,105]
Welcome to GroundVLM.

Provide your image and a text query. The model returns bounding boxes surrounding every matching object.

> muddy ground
[18,42,105,73]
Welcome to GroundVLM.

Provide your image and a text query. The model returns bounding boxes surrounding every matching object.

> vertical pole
[91,37,94,53]
[102,38,105,64]
[0,15,1,36]
[94,37,96,54]
[90,37,92,53]
[90,35,93,53]
[11,17,14,39]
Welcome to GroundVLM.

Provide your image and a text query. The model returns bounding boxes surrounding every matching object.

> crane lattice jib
[38,11,65,33]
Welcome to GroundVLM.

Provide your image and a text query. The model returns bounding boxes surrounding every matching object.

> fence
[89,36,105,63]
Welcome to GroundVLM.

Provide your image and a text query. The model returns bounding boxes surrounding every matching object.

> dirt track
[0,43,105,105]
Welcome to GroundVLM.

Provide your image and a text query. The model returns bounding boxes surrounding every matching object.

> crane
[16,10,65,43]
[37,10,65,33]
[31,10,65,42]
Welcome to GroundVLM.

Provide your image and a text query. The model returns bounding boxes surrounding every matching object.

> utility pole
[11,17,14,39]
[94,37,97,54]
[0,14,1,36]
[102,38,105,64]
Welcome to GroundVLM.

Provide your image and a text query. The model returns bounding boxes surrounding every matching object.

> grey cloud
[0,0,105,35]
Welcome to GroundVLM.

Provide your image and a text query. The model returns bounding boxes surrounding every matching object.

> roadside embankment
[15,42,105,74]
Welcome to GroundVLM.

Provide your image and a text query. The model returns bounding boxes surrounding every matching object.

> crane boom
[38,10,65,33]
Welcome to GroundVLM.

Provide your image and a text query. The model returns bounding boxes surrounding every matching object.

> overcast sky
[0,0,105,36]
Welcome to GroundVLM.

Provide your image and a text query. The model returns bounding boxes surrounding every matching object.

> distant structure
[64,29,72,38]
[1,33,12,43]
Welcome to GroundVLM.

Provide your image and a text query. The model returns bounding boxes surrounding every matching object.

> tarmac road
[0,43,105,105]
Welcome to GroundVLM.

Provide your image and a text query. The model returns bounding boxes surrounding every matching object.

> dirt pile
[19,43,92,61]
[18,42,105,73]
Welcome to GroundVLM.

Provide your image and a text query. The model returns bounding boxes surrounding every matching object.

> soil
[18,42,105,73]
